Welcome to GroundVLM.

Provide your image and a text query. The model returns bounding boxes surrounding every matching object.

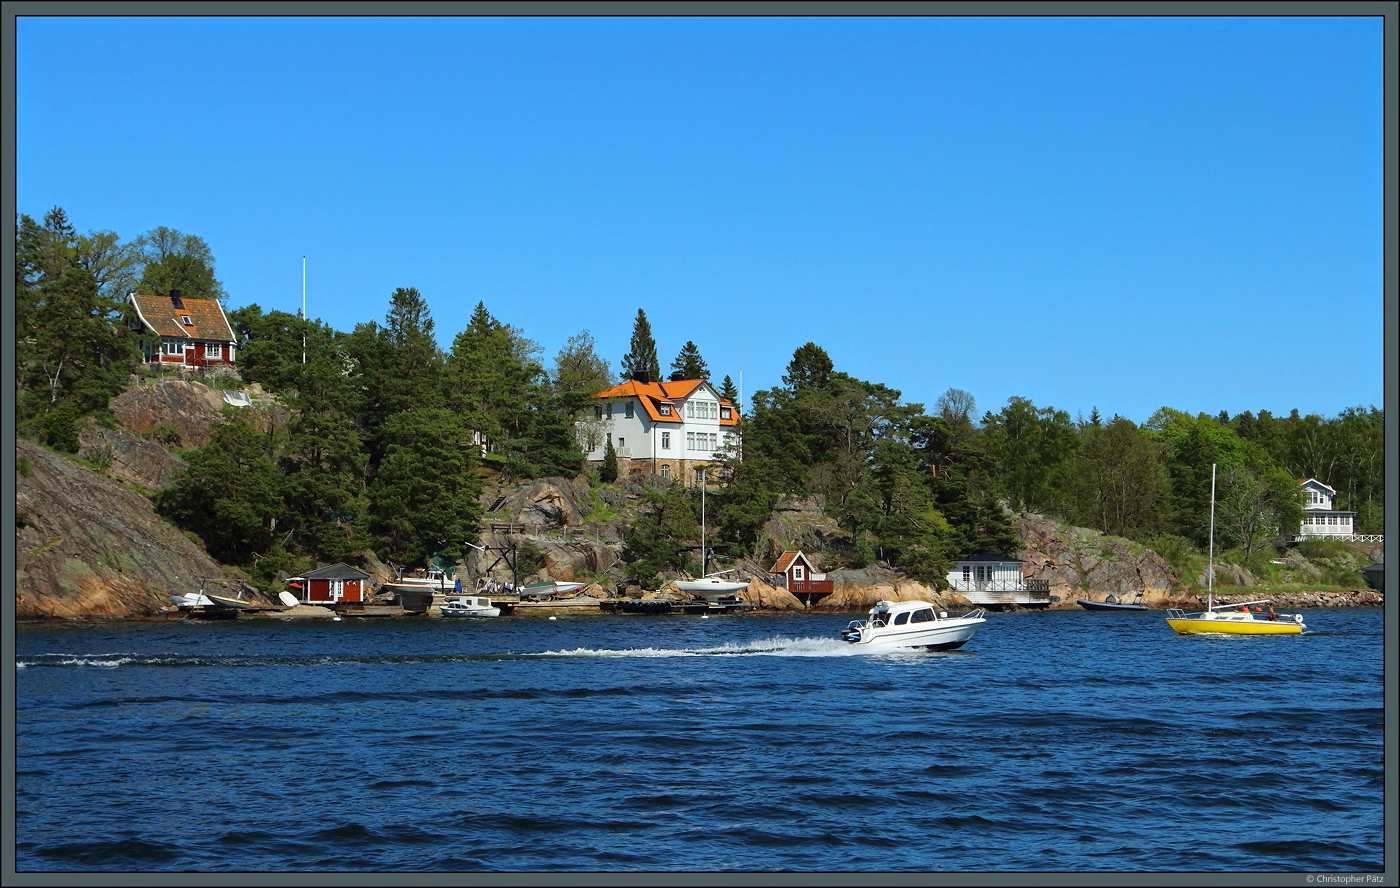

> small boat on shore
[439,596,501,618]
[520,580,586,600]
[840,600,987,651]
[171,592,216,608]
[206,591,250,609]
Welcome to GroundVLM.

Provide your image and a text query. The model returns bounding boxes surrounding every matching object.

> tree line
[15,207,1386,590]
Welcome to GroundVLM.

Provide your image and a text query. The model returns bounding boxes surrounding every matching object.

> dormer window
[659,403,671,416]
[181,315,193,326]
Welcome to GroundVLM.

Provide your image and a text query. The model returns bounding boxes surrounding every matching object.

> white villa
[579,378,739,484]
[1296,478,1357,539]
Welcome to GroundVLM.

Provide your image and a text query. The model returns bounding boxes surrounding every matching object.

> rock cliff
[15,438,266,619]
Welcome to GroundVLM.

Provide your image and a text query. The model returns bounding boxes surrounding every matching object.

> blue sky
[15,14,1386,426]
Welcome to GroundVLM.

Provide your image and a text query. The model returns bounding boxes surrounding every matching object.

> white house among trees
[578,378,739,484]
[1296,478,1356,539]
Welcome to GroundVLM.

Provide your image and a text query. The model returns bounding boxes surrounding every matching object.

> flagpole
[301,256,306,365]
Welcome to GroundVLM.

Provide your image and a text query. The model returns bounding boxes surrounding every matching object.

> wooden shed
[288,563,370,605]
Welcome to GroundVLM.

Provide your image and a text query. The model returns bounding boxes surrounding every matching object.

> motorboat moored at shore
[840,600,987,651]
[1077,592,1147,611]
[439,596,501,618]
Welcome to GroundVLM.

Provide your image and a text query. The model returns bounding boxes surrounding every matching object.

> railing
[1284,533,1383,543]
[788,579,835,600]
[948,578,1050,605]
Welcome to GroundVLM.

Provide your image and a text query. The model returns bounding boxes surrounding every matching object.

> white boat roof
[871,599,940,614]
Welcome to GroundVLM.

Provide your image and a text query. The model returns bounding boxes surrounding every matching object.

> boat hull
[1077,598,1147,611]
[440,607,501,618]
[675,580,749,594]
[1165,616,1302,636]
[842,619,984,651]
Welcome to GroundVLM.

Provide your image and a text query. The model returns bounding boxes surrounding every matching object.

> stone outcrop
[817,565,963,613]
[1013,512,1182,607]
[15,438,268,620]
[108,378,287,450]
[76,418,188,491]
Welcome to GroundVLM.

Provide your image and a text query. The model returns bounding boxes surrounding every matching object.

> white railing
[1286,533,1383,543]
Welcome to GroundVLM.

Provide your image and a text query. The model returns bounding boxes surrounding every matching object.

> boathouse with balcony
[945,554,1050,609]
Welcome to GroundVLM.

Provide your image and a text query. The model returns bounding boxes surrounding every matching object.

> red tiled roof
[128,292,236,344]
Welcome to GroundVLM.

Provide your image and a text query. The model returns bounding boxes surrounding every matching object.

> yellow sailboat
[1164,464,1307,636]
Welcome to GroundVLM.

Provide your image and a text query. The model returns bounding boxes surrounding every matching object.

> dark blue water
[12,608,1386,874]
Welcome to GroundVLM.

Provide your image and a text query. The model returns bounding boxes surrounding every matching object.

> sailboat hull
[1165,616,1303,636]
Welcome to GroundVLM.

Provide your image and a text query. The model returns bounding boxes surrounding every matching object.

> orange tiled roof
[593,379,738,425]
[129,292,236,344]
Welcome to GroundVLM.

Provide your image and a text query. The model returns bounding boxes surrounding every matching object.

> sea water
[11,608,1387,874]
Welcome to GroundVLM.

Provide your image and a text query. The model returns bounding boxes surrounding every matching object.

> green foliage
[133,225,226,302]
[366,407,482,566]
[1061,417,1169,539]
[601,438,619,483]
[516,540,549,579]
[782,342,833,392]
[552,330,612,396]
[668,340,709,382]
[156,412,284,564]
[621,482,700,587]
[980,396,1079,515]
[17,455,32,477]
[15,209,149,445]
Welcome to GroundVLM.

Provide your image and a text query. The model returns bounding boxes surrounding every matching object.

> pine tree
[718,375,739,409]
[668,341,708,382]
[620,308,660,383]
[601,437,619,482]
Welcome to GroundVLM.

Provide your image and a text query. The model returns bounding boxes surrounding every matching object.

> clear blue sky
[15,13,1386,426]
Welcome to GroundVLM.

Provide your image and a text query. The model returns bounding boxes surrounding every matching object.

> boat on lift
[840,600,987,651]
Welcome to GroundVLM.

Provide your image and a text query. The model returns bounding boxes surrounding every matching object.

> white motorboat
[387,568,456,593]
[439,596,501,618]
[840,600,987,651]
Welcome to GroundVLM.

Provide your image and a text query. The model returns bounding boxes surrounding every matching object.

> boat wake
[532,636,942,658]
[533,636,863,658]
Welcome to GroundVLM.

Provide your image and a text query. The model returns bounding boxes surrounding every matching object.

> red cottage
[128,291,238,370]
[288,563,370,605]
[770,550,833,605]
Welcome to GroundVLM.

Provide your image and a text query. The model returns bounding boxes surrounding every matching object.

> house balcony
[947,577,1051,608]
[786,578,834,604]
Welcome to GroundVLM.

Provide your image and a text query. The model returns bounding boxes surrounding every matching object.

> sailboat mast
[1208,462,1216,610]
[700,468,706,576]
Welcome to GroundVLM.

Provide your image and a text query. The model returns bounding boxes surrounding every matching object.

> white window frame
[661,431,670,449]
